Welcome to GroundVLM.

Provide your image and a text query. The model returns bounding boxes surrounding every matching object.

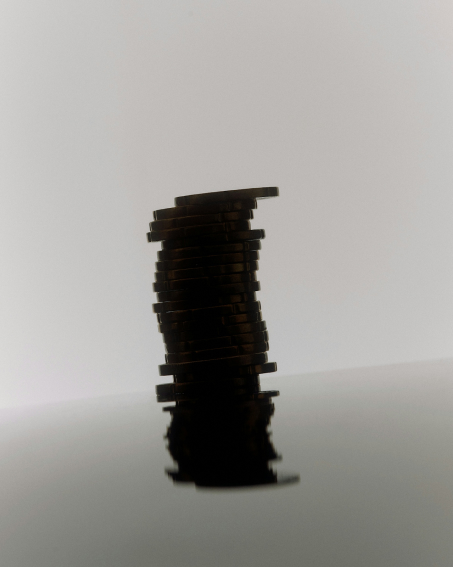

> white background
[1,0,453,407]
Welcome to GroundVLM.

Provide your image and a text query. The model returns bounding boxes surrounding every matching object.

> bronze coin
[156,301,261,324]
[156,240,261,261]
[164,330,269,353]
[158,353,269,376]
[174,187,279,206]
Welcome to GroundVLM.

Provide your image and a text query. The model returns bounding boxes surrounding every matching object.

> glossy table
[1,359,453,566]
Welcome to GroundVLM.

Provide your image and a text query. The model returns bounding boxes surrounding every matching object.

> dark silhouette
[147,188,298,487]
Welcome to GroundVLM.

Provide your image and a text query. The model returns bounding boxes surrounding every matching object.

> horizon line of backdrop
[1,0,453,408]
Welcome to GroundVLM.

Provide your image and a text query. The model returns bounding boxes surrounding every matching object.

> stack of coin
[147,187,279,403]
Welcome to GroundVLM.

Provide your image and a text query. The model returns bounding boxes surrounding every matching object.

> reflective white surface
[1,359,453,566]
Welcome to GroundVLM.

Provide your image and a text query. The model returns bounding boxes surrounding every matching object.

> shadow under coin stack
[147,187,279,403]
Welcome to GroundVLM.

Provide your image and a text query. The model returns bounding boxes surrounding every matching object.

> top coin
[174,187,279,206]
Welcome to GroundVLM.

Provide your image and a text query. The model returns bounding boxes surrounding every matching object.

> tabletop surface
[1,358,453,567]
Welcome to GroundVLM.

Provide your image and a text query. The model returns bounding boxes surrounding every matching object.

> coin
[158,311,263,334]
[160,314,264,336]
[172,361,277,381]
[154,271,257,291]
[154,261,259,282]
[155,251,260,271]
[150,209,253,231]
[157,240,261,261]
[148,220,251,242]
[161,321,267,343]
[153,271,257,290]
[152,292,258,313]
[153,199,257,221]
[165,341,269,363]
[153,273,257,293]
[159,229,265,250]
[155,281,260,302]
[158,311,262,332]
[164,330,269,353]
[156,301,261,324]
[158,353,269,376]
[174,187,279,206]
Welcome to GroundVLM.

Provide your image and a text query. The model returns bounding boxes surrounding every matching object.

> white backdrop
[1,0,453,407]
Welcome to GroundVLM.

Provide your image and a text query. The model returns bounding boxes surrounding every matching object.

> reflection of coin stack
[147,187,279,403]
[164,396,299,488]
